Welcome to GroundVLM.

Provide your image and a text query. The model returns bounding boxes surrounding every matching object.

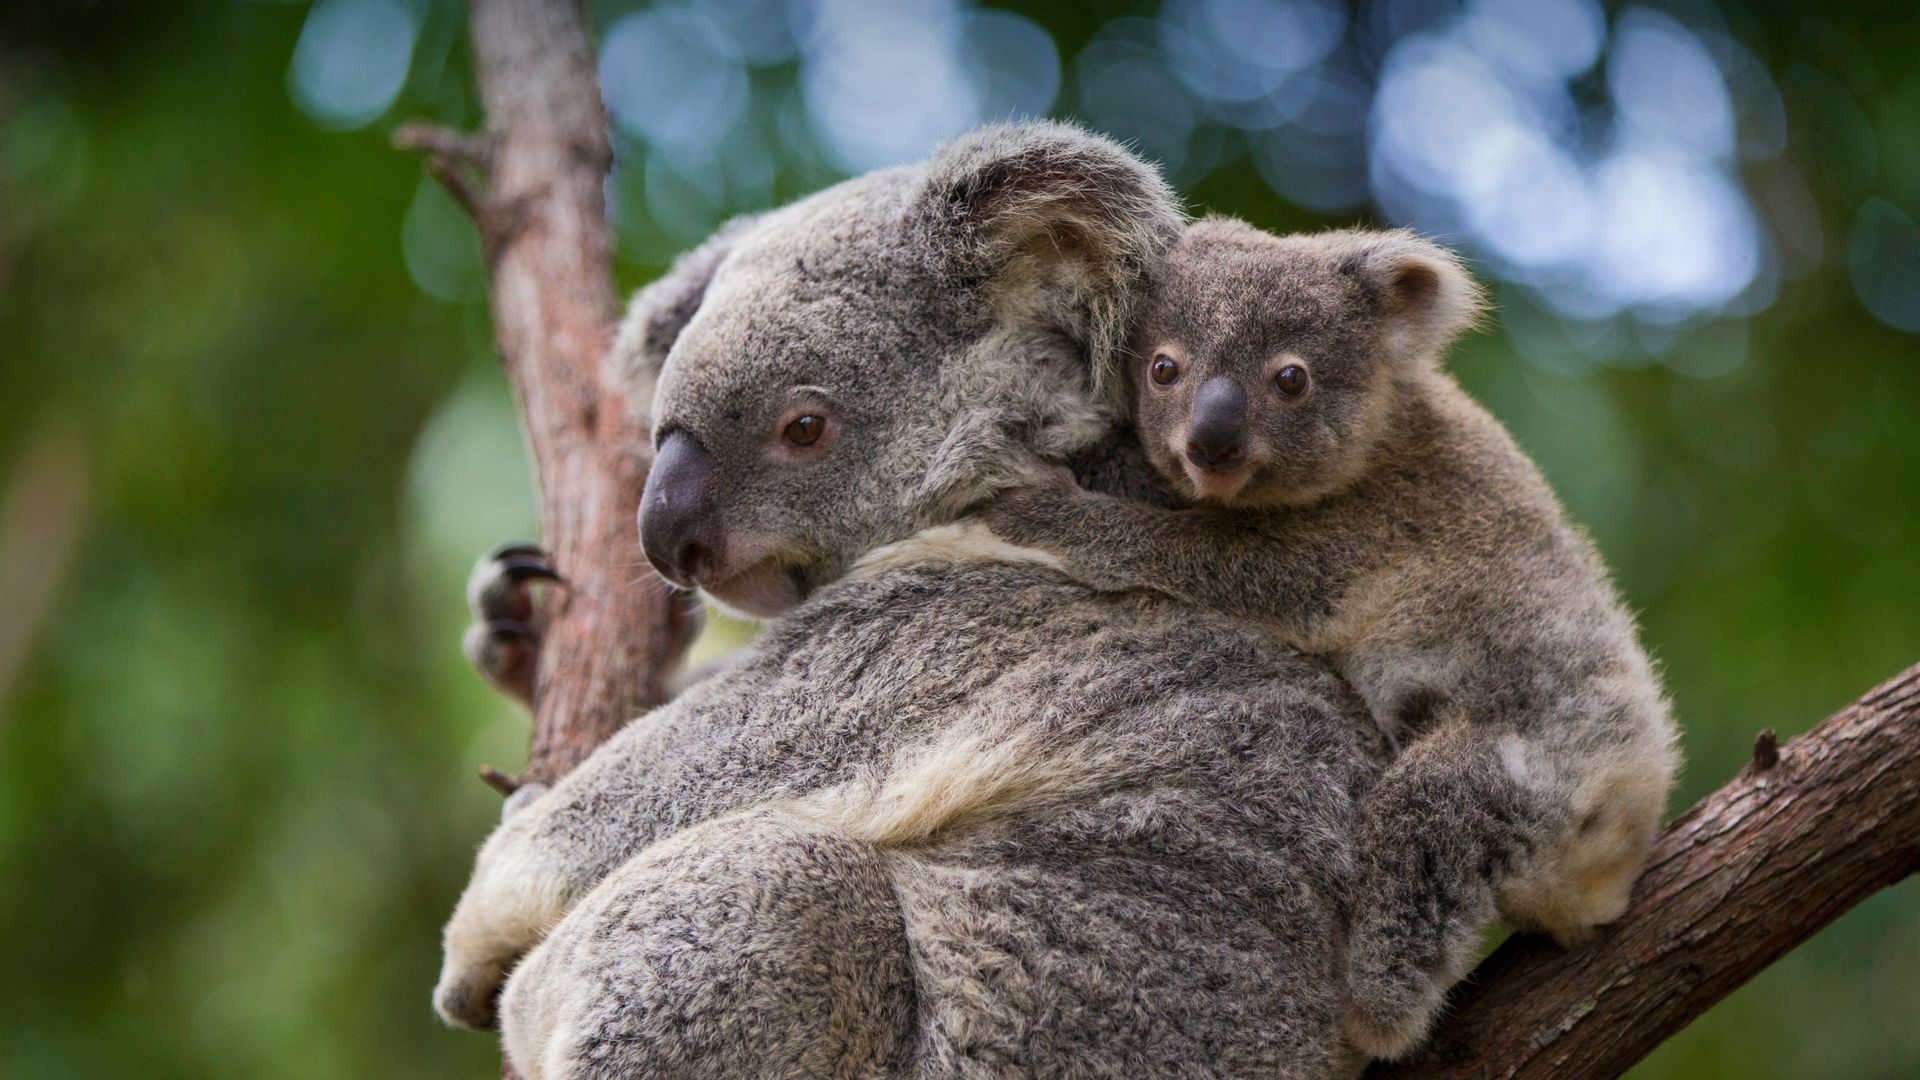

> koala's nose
[1186,376,1249,472]
[639,430,724,588]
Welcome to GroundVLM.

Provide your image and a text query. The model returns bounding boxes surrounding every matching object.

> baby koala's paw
[1516,893,1623,948]
[975,458,1085,542]
[1015,455,1079,490]
[434,901,547,1030]
[1339,959,1446,1061]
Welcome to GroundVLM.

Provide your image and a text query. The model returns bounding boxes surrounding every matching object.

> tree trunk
[400,0,696,791]
[399,1,696,1074]
[403,2,1920,1077]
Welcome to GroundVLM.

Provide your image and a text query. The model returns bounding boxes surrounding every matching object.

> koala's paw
[433,956,511,1031]
[462,541,562,707]
[976,461,1083,543]
[434,834,565,1033]
[1524,899,1628,948]
[1548,921,1599,947]
[1016,455,1078,490]
[1338,961,1446,1061]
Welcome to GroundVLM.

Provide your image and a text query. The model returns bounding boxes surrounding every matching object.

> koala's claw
[463,620,541,707]
[464,543,561,706]
[470,542,562,616]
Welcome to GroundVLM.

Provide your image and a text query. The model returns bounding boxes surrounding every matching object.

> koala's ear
[1333,230,1487,364]
[917,122,1185,393]
[610,214,760,422]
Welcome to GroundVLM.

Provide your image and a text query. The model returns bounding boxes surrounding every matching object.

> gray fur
[434,126,1385,1078]
[980,218,1680,1058]
[485,565,1382,1078]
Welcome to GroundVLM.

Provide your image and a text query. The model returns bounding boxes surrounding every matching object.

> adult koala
[434,123,1390,1079]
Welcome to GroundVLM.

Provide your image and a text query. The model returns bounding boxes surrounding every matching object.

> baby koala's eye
[1150,355,1181,386]
[1274,364,1310,398]
[783,414,826,447]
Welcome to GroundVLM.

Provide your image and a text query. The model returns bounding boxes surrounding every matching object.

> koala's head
[615,123,1181,617]
[1130,219,1485,507]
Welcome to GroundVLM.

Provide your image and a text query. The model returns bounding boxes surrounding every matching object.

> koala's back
[1320,374,1665,751]
[551,559,1378,830]
[532,559,1382,1077]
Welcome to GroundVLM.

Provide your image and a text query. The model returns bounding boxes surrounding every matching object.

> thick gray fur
[981,217,1680,1057]
[435,126,1392,1078]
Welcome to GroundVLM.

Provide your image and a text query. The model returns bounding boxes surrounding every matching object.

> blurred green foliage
[0,2,1915,1078]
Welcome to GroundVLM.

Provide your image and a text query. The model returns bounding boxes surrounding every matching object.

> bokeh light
[577,0,1920,367]
[800,0,990,170]
[1849,199,1920,334]
[600,5,750,155]
[287,0,418,130]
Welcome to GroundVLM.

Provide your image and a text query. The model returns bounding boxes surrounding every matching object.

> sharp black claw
[463,618,541,707]
[487,540,545,561]
[485,618,536,642]
[497,554,563,584]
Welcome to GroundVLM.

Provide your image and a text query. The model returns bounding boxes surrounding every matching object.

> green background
[1,2,1915,1077]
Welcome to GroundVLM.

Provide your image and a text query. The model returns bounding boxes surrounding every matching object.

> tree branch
[1370,663,1920,1080]
[393,122,493,223]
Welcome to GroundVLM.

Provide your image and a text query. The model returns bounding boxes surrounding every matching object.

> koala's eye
[1274,364,1310,398]
[783,414,826,447]
[1150,355,1181,386]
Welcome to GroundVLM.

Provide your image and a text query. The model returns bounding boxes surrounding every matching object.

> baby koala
[982,218,1678,1059]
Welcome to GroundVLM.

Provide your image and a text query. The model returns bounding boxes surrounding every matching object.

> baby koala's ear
[611,213,761,424]
[1335,230,1488,365]
[918,121,1186,393]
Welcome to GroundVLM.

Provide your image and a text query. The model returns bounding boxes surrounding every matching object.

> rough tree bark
[403,1,1920,1077]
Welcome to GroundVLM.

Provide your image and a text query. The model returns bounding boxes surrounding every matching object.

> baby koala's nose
[1186,376,1249,472]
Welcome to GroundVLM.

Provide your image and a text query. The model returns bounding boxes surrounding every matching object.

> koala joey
[983,217,1680,1059]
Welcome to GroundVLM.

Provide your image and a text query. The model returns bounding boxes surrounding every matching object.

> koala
[435,126,1394,1079]
[980,217,1681,1058]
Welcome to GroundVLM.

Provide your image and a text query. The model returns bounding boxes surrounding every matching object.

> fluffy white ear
[611,213,761,423]
[916,121,1186,398]
[1332,229,1488,364]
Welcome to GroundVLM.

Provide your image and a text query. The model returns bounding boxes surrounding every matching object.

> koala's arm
[1336,564,1678,1058]
[433,686,719,1029]
[497,805,918,1078]
[979,480,1344,641]
[1339,690,1673,1058]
